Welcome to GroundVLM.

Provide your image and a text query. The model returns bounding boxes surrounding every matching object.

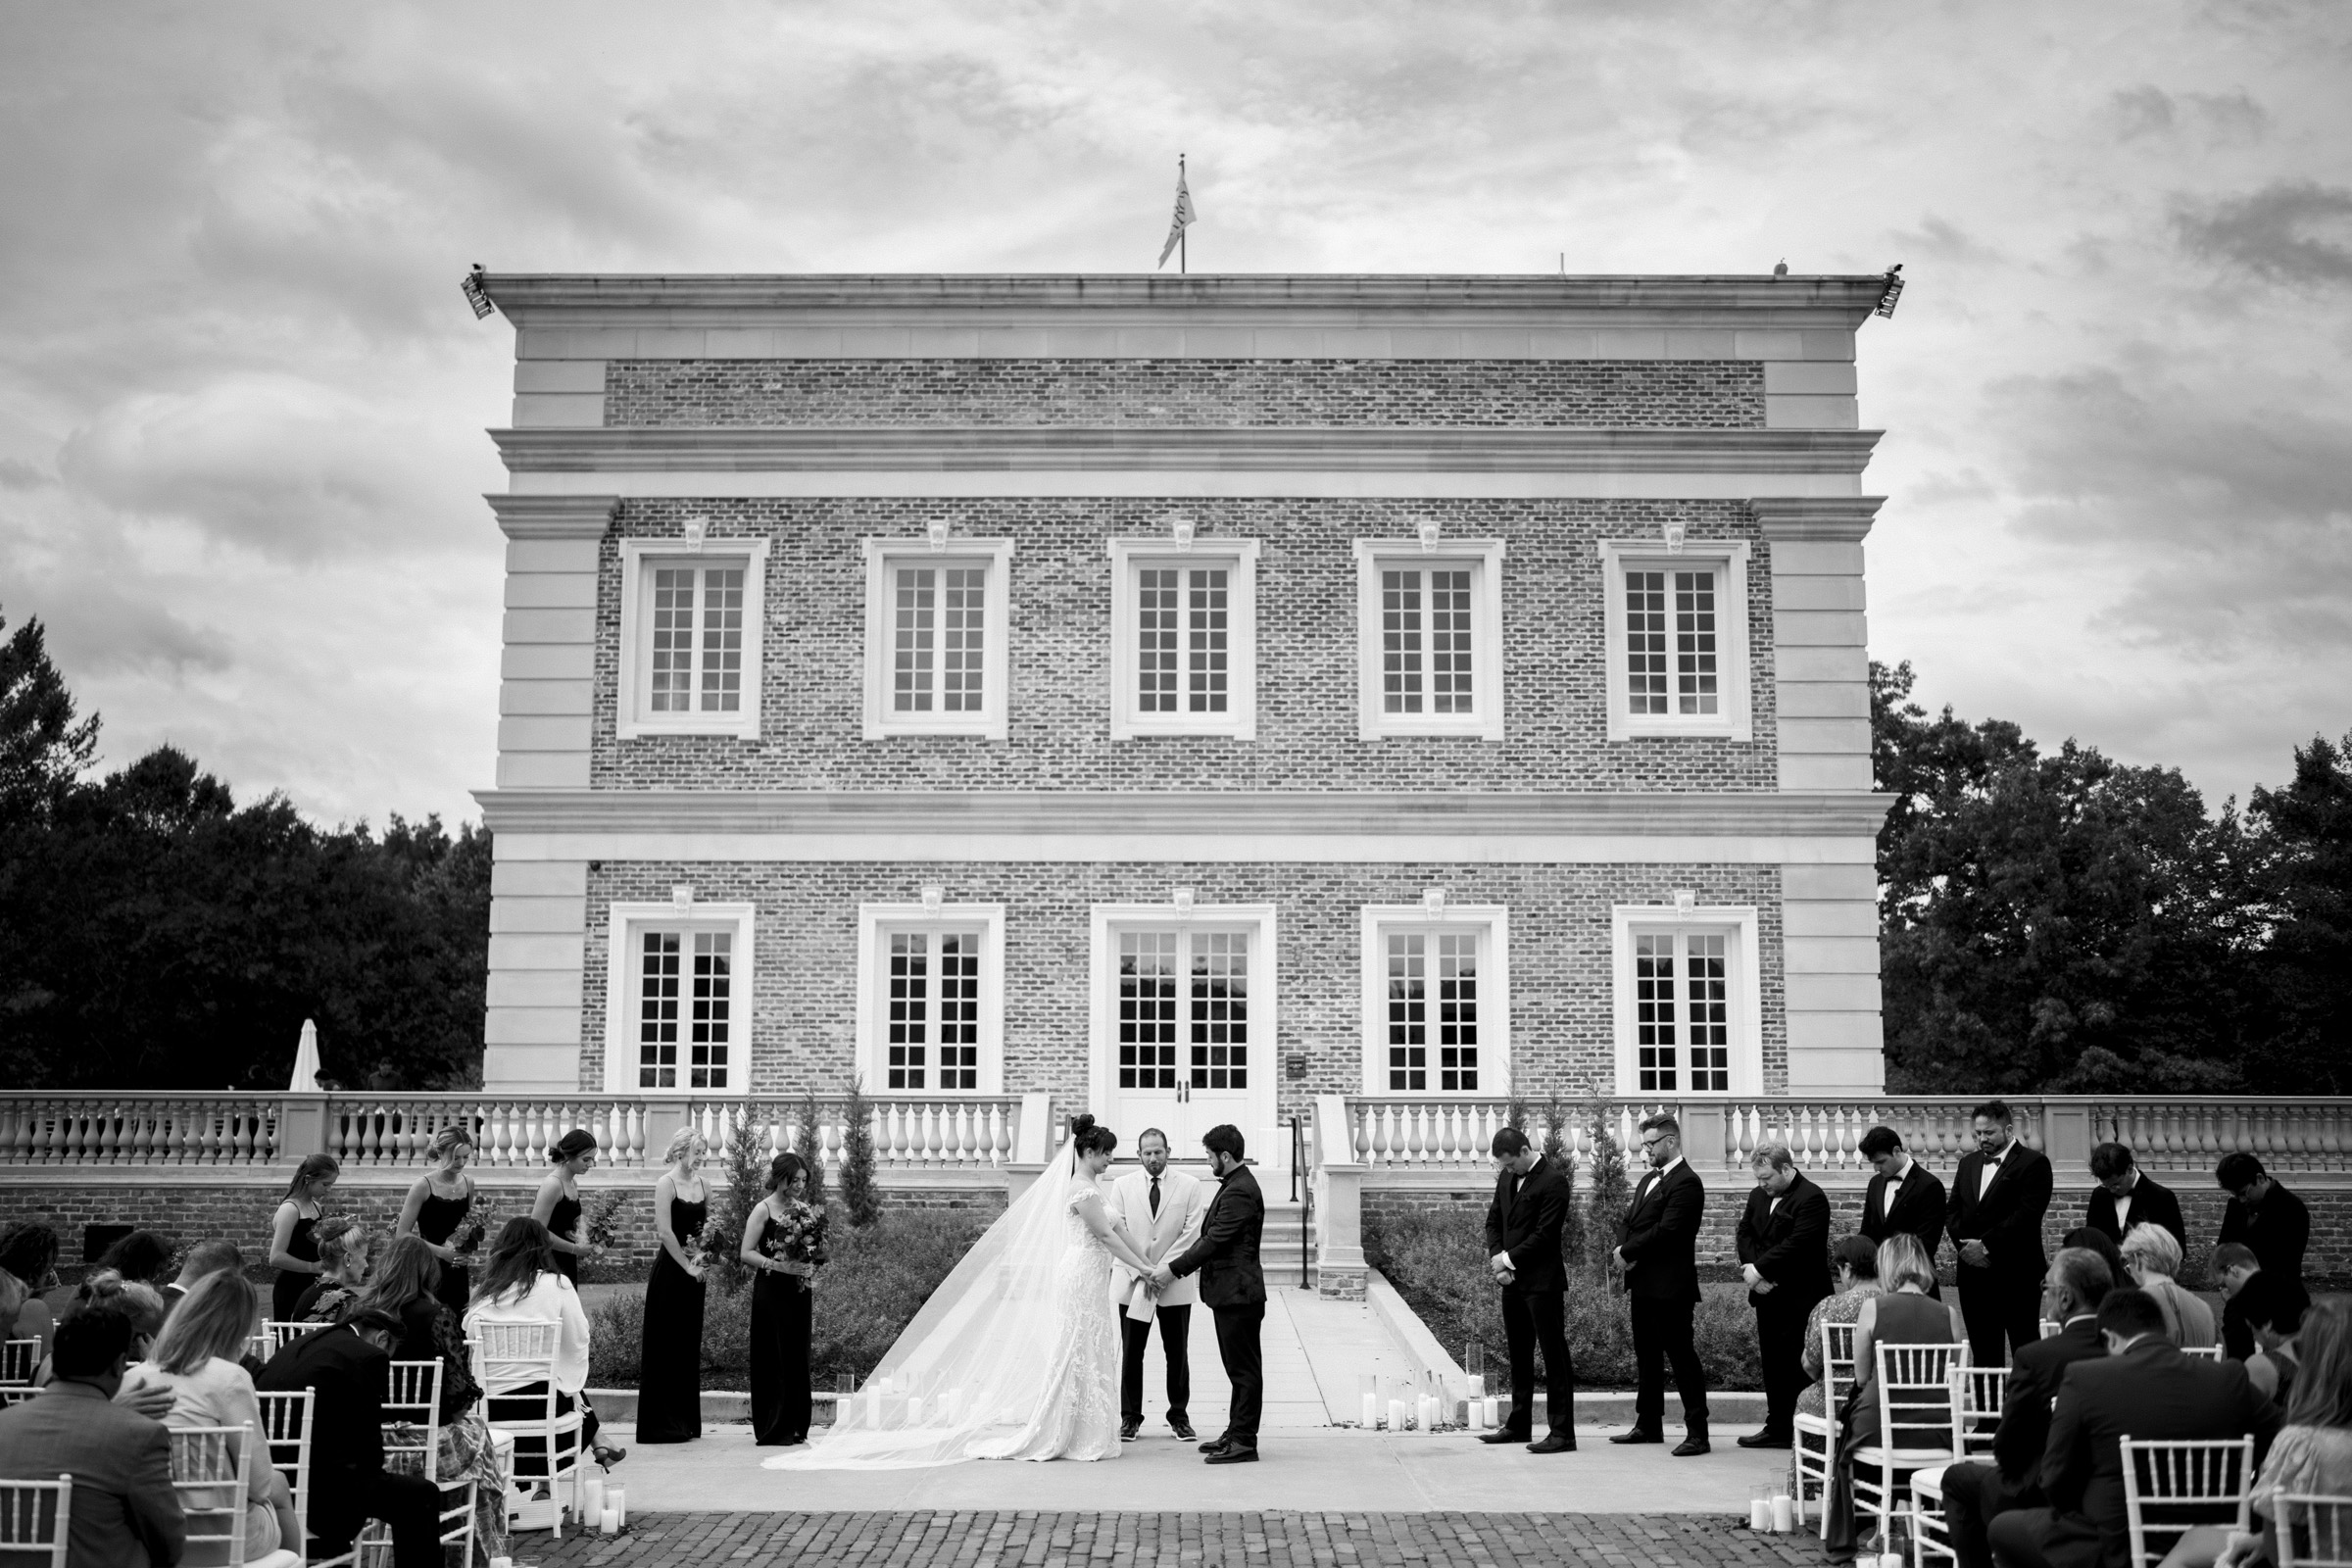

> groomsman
[1478,1127,1577,1453]
[1612,1111,1710,1455]
[1110,1128,1207,1443]
[1945,1099,2054,1367]
[2082,1143,2185,1254]
[1859,1125,1949,1285]
[1734,1144,1831,1448]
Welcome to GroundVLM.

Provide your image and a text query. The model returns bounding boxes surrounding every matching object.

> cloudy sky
[2,2,2346,826]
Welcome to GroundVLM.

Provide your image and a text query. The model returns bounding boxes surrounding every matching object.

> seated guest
[2121,1224,2216,1348]
[1926,1247,2116,1568]
[464,1218,619,1476]
[2241,1278,2308,1406]
[2084,1144,2185,1255]
[162,1241,243,1309]
[1828,1233,1959,1562]
[0,1222,62,1357]
[256,1305,443,1568]
[1790,1236,1884,1500]
[123,1270,302,1559]
[2219,1243,2310,1363]
[0,1299,185,1568]
[2061,1229,2128,1301]
[2205,1297,2352,1568]
[1986,1288,2279,1568]
[359,1235,510,1566]
[291,1216,371,1324]
[98,1231,178,1291]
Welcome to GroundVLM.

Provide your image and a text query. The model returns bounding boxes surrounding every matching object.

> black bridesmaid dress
[270,1212,318,1322]
[548,1191,582,1284]
[416,1184,475,1313]
[749,1207,812,1446]
[636,1191,709,1444]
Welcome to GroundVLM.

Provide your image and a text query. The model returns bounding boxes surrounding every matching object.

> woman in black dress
[267,1153,340,1322]
[637,1127,710,1444]
[741,1151,824,1446]
[531,1128,598,1283]
[396,1126,478,1314]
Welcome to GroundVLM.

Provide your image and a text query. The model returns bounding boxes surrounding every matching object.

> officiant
[1111,1128,1208,1443]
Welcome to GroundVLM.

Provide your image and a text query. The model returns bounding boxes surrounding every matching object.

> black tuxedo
[258,1323,444,1568]
[1736,1173,1832,1436]
[1170,1163,1266,1447]
[1863,1158,1950,1276]
[1485,1161,1575,1439]
[2220,1182,2310,1290]
[1938,1317,2110,1568]
[1986,1337,2279,1568]
[2082,1174,2185,1255]
[1946,1140,2053,1366]
[1618,1158,1709,1436]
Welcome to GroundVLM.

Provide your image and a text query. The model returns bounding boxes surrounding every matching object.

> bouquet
[766,1200,830,1294]
[692,1214,735,1273]
[451,1209,492,1258]
[580,1190,629,1270]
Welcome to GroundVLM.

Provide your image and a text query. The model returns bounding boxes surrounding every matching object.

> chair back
[1824,1320,1860,1407]
[2120,1436,2255,1568]
[256,1389,315,1539]
[0,1475,71,1568]
[169,1423,250,1568]
[0,1390,34,1410]
[1875,1342,1966,1456]
[2039,1318,2062,1341]
[2180,1345,2224,1361]
[1955,1365,2009,1455]
[263,1322,313,1354]
[0,1342,40,1386]
[382,1360,445,1480]
[2278,1494,2352,1568]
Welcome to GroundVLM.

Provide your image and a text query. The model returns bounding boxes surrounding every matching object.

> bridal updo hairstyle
[765,1151,810,1196]
[1068,1114,1118,1157]
[550,1128,598,1167]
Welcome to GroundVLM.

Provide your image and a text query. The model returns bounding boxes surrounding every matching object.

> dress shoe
[1203,1444,1259,1464]
[1170,1420,1197,1442]
[1671,1436,1711,1456]
[1200,1435,1234,1453]
[1736,1430,1791,1449]
[1608,1428,1664,1445]
[1526,1432,1577,1454]
[1478,1428,1532,1445]
[1120,1419,1142,1442]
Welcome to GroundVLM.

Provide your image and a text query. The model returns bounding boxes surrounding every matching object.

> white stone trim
[601,900,758,1096]
[1087,902,1279,1153]
[1105,536,1260,740]
[855,903,1007,1097]
[1609,903,1763,1097]
[1351,538,1507,741]
[860,537,1016,740]
[615,537,770,741]
[1357,904,1511,1097]
[1597,538,1753,745]
[510,470,1871,501]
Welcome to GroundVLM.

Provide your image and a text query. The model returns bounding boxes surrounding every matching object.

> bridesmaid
[636,1128,710,1444]
[531,1129,597,1284]
[396,1127,477,1315]
[268,1153,340,1322]
[742,1152,820,1446]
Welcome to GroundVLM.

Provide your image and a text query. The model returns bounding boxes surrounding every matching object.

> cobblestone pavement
[523,1512,1826,1568]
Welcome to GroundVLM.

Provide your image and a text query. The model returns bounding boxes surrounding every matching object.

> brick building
[472,274,1893,1165]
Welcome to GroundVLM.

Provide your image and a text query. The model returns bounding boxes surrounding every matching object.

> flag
[1156,163,1195,270]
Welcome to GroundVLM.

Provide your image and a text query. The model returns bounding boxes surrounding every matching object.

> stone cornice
[490,426,1882,476]
[480,273,1890,323]
[484,493,619,539]
[1750,496,1885,542]
[473,789,1895,839]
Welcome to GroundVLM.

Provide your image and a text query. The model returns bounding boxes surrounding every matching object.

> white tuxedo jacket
[1109,1166,1208,1307]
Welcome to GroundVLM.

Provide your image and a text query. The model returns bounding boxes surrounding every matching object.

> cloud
[0,459,52,490]
[2109,85,2269,145]
[2173,179,2352,285]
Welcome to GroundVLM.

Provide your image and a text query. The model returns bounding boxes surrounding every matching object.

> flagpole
[1180,154,1187,274]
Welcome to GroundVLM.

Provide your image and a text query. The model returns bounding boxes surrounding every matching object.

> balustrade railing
[685,1097,1023,1178]
[0,1094,281,1166]
[325,1096,655,1169]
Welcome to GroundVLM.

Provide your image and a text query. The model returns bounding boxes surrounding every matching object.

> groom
[1154,1123,1264,1465]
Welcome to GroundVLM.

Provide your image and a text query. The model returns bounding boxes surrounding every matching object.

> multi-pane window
[1633,931,1730,1094]
[1386,932,1480,1092]
[1137,566,1230,714]
[636,929,731,1091]
[1382,567,1475,715]
[618,541,767,740]
[1624,568,1719,717]
[1117,929,1250,1091]
[647,564,746,714]
[892,565,988,714]
[886,930,981,1091]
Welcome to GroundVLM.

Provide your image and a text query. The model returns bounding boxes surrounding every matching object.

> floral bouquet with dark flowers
[766,1200,830,1294]
[693,1214,734,1272]
[451,1209,492,1257]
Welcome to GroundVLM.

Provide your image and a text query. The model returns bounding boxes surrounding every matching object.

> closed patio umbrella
[288,1018,321,1092]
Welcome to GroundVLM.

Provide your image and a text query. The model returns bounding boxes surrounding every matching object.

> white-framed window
[1359,905,1511,1095]
[1596,539,1753,743]
[615,538,771,740]
[603,901,757,1094]
[1610,904,1763,1096]
[856,904,1005,1094]
[861,538,1015,740]
[1105,538,1259,740]
[1088,903,1279,1152]
[1352,538,1506,740]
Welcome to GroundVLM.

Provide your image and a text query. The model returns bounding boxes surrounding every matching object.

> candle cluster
[841,1371,971,1428]
[1353,1371,1475,1432]
[1747,1482,1795,1534]
[582,1474,626,1535]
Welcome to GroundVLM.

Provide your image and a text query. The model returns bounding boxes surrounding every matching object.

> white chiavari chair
[373,1360,476,1567]
[0,1390,36,1411]
[474,1320,582,1539]
[2121,1436,2255,1568]
[2278,1493,2352,1568]
[0,1474,71,1568]
[1793,1318,1858,1533]
[262,1323,314,1355]
[1851,1342,1968,1552]
[0,1342,42,1386]
[255,1391,314,1547]
[168,1423,249,1568]
[2182,1345,2225,1361]
[1913,1368,2011,1568]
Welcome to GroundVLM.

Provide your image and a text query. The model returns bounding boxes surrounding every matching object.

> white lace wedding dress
[968,1187,1121,1462]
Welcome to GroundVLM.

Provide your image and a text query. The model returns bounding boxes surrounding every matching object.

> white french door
[1093,906,1278,1164]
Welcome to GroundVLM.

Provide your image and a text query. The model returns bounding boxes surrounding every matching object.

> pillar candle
[907,1396,925,1425]
[580,1474,604,1523]
[1360,1391,1379,1428]
[1771,1494,1793,1533]
[1485,1396,1502,1427]
[1749,1499,1771,1532]
[608,1486,626,1528]
[600,1506,619,1535]
[1389,1397,1408,1431]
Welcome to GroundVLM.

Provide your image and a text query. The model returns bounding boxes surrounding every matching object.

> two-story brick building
[471,274,1891,1164]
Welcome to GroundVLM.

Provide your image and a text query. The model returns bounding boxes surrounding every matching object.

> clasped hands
[1140,1263,1178,1295]
[1740,1263,1775,1295]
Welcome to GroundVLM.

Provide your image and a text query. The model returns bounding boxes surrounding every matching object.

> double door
[1107,926,1254,1157]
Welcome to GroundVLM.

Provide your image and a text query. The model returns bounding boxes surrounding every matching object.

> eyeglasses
[1641,1136,1671,1149]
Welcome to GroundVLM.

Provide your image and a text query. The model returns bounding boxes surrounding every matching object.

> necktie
[1150,1176,1161,1216]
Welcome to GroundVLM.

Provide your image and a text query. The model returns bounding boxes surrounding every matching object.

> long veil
[761,1142,1087,1469]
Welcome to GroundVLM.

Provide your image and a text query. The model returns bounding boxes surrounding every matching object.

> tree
[0,609,99,828]
[2243,733,2352,1092]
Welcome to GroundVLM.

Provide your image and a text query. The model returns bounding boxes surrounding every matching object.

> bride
[761,1114,1159,1469]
